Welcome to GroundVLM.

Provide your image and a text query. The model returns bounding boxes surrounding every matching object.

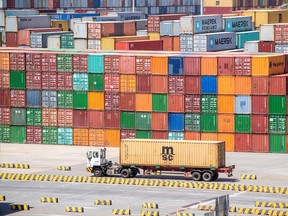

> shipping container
[74,22,88,39]
[135,56,151,74]
[269,74,288,95]
[269,115,286,134]
[0,89,10,106]
[151,75,168,93]
[151,56,168,75]
[88,74,103,92]
[0,108,10,125]
[104,92,120,110]
[268,95,286,114]
[47,35,61,49]
[180,33,193,52]
[0,125,11,143]
[168,76,184,94]
[51,20,69,31]
[135,112,151,130]
[185,113,200,131]
[42,126,57,144]
[10,126,26,144]
[259,41,275,52]
[135,94,152,112]
[121,129,136,139]
[89,129,104,146]
[218,133,234,152]
[168,131,184,140]
[235,76,251,95]
[252,96,268,114]
[235,114,251,133]
[26,90,41,108]
[11,108,26,125]
[73,91,88,109]
[104,129,120,147]
[57,91,73,108]
[201,57,217,75]
[61,34,75,49]
[201,132,218,141]
[160,20,180,36]
[201,76,217,94]
[251,134,269,153]
[151,112,168,131]
[26,53,41,72]
[42,71,57,90]
[42,90,57,108]
[42,108,57,126]
[120,111,135,129]
[88,92,104,110]
[26,126,41,144]
[235,95,251,114]
[218,56,234,75]
[73,73,88,91]
[104,73,120,92]
[218,114,234,133]
[168,94,184,113]
[251,77,269,95]
[152,131,168,139]
[104,111,120,128]
[201,95,217,113]
[234,55,252,76]
[244,41,259,53]
[88,54,104,73]
[57,72,73,90]
[148,14,186,33]
[269,134,286,153]
[57,54,73,72]
[223,16,252,32]
[185,76,200,94]
[185,95,200,113]
[252,114,268,133]
[88,110,104,129]
[152,94,168,112]
[42,53,57,71]
[201,113,217,132]
[217,95,234,114]
[120,75,136,93]
[73,110,88,128]
[6,32,18,47]
[10,90,25,107]
[136,75,151,93]
[184,131,201,140]
[116,40,163,51]
[168,56,183,75]
[252,54,285,76]
[10,70,25,89]
[101,36,149,50]
[0,53,9,70]
[58,127,73,145]
[235,133,251,152]
[120,93,135,111]
[217,76,235,95]
[236,31,259,49]
[57,109,73,127]
[73,128,88,146]
[31,31,71,48]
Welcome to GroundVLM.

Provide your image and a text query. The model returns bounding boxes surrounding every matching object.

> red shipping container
[185,95,201,113]
[148,14,186,33]
[169,76,184,94]
[152,112,168,131]
[88,110,104,128]
[258,41,275,52]
[251,134,269,153]
[120,93,135,111]
[152,131,168,139]
[0,70,10,88]
[104,74,120,92]
[104,92,120,110]
[184,56,201,76]
[185,76,200,94]
[135,56,151,74]
[0,108,10,125]
[137,75,151,93]
[252,96,268,114]
[26,71,41,90]
[41,53,57,72]
[42,108,57,126]
[115,40,163,51]
[73,110,88,128]
[26,126,42,144]
[234,56,251,76]
[57,72,73,90]
[119,56,135,74]
[104,55,120,73]
[185,132,201,140]
[104,111,120,128]
[121,130,136,139]
[168,94,184,113]
[9,52,25,71]
[42,72,57,90]
[251,77,269,95]
[0,89,10,106]
[88,22,119,39]
[57,109,73,127]
[161,36,174,51]
[10,90,26,107]
[252,114,268,133]
[218,56,234,75]
[151,75,168,93]
[123,21,136,36]
[269,74,288,95]
[274,24,288,44]
[26,53,42,72]
[7,0,15,8]
[235,133,252,152]
[203,7,233,15]
[6,32,18,47]
[72,54,88,72]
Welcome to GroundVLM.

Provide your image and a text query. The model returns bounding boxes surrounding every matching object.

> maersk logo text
[215,37,233,45]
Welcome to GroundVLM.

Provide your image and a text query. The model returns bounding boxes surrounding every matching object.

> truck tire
[212,172,219,181]
[191,171,202,181]
[202,172,213,182]
[121,169,130,178]
[130,168,138,177]
[93,168,103,177]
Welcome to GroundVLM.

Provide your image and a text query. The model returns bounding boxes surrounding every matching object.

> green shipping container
[236,31,259,49]
[10,126,26,143]
[201,113,217,132]
[152,94,168,112]
[136,130,152,139]
[185,113,200,131]
[58,127,73,145]
[168,131,184,140]
[11,108,26,125]
[0,125,11,143]
[269,96,286,114]
[89,74,104,91]
[57,54,73,72]
[269,134,286,153]
[88,55,104,73]
[26,108,42,126]
[269,115,286,134]
[60,34,74,49]
[10,71,26,89]
[136,112,151,130]
[201,95,217,113]
[121,112,135,129]
[58,91,73,108]
[42,127,58,144]
[73,91,88,109]
[235,114,251,133]
[73,73,88,91]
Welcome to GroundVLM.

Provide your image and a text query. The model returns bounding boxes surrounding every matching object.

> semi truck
[86,139,235,182]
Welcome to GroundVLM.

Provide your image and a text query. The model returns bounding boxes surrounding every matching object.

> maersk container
[236,31,260,49]
[73,73,88,91]
[26,108,42,126]
[168,131,184,140]
[168,56,183,75]
[26,90,41,107]
[185,113,200,131]
[88,55,104,73]
[201,76,217,94]
[269,134,286,153]
[42,90,57,108]
[11,108,26,125]
[201,95,217,113]
[168,113,184,131]
[10,71,25,89]
[42,126,58,144]
[10,126,26,144]
[180,33,193,52]
[58,127,73,145]
[224,16,253,32]
[6,15,50,32]
[235,96,251,114]
[160,20,180,36]
[136,130,152,139]
[121,111,135,129]
[0,125,10,143]
[136,112,151,130]
[152,94,168,112]
[89,74,104,91]
[73,91,88,109]
[193,32,236,52]
[268,96,286,114]
[58,91,73,108]
[201,113,217,132]
[180,15,223,34]
[235,114,251,133]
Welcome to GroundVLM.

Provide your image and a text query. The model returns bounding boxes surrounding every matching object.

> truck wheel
[121,169,130,178]
[202,172,213,182]
[93,168,103,177]
[212,172,219,181]
[130,168,138,177]
[191,171,202,181]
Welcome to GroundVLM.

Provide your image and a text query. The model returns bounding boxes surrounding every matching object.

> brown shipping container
[10,90,26,107]
[252,96,268,114]
[269,74,288,95]
[89,129,105,146]
[135,56,151,74]
[251,77,269,95]
[258,41,275,52]
[184,132,201,140]
[42,108,57,126]
[168,94,184,113]
[73,128,89,146]
[115,40,163,51]
[0,70,10,88]
[151,75,168,93]
[104,129,120,147]
[6,32,18,47]
[152,131,168,139]
[185,76,200,94]
[184,56,201,76]
[120,93,135,111]
[73,54,88,72]
[57,109,73,127]
[235,134,251,152]
[123,21,136,36]
[252,115,268,133]
[218,114,234,133]
[152,112,168,131]
[119,56,135,74]
[26,53,42,72]
[137,75,151,93]
[42,72,57,90]
[234,56,251,76]
[57,72,73,90]
[26,126,42,144]
[185,95,201,113]
[10,52,25,71]
[169,76,184,94]
[104,55,120,73]
[104,92,120,110]
[285,54,288,73]
[88,22,119,39]
[42,53,57,72]
[148,14,186,33]
[173,36,180,51]
[201,57,217,75]
[218,133,235,152]
[104,111,120,128]
[135,94,152,112]
[0,53,10,70]
[104,74,120,92]
[0,108,11,125]
[121,130,136,139]
[235,77,252,95]
[201,133,218,141]
[120,139,226,168]
[251,134,269,153]
[0,89,10,106]
[73,110,88,128]
[88,110,104,128]
[218,56,234,75]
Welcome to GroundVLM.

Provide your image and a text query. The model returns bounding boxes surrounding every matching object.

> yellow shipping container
[120,75,136,93]
[51,20,69,31]
[88,92,104,110]
[120,139,226,168]
[89,129,104,146]
[104,129,120,147]
[243,11,256,23]
[73,128,89,146]
[135,94,152,112]
[151,56,168,75]
[218,114,234,133]
[0,53,10,70]
[201,57,218,75]
[218,95,235,114]
[252,54,285,76]
[148,32,160,40]
[218,76,235,95]
[204,0,234,7]
[254,9,288,28]
[218,133,235,152]
[235,77,251,95]
[101,36,150,50]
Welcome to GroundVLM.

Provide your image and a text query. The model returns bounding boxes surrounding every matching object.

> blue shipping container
[168,113,184,131]
[88,55,104,73]
[236,31,259,49]
[168,131,184,140]
[26,90,41,107]
[168,56,183,75]
[58,128,73,145]
[201,76,217,94]
[235,95,251,114]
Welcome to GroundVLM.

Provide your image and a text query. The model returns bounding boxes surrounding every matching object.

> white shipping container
[70,18,81,32]
[244,41,259,52]
[137,30,148,36]
[0,27,5,44]
[180,33,193,52]
[88,39,101,50]
[74,22,88,39]
[47,35,61,49]
[275,44,288,53]
[0,10,4,26]
[74,39,88,50]
[0,0,7,9]
[160,20,180,36]
[259,24,274,41]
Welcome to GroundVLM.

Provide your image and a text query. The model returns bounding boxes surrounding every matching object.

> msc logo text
[161,146,175,161]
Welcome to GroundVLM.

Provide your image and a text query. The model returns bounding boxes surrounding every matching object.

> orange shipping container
[235,77,252,95]
[73,128,89,146]
[252,54,285,76]
[120,75,136,93]
[89,129,104,146]
[0,53,9,70]
[217,76,235,95]
[218,95,235,114]
[201,56,217,75]
[135,94,152,112]
[201,132,218,141]
[151,75,168,93]
[218,133,235,152]
[152,112,168,131]
[218,114,234,133]
[88,92,104,110]
[119,56,135,74]
[151,56,168,75]
[173,36,180,51]
[184,131,201,140]
[168,94,184,113]
[161,36,180,51]
[104,129,120,147]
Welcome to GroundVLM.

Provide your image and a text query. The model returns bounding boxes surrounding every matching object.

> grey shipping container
[160,20,180,36]
[95,16,121,22]
[223,16,253,32]
[107,11,145,20]
[30,31,71,48]
[42,90,57,108]
[180,33,193,52]
[26,90,41,107]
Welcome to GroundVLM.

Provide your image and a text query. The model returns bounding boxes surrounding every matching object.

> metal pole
[132,0,135,12]
[201,0,204,15]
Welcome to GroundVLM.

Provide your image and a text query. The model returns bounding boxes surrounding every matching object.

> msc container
[26,90,41,107]
[116,40,163,51]
[223,16,253,32]
[135,94,152,112]
[57,91,73,108]
[168,131,184,140]
[201,113,217,132]
[120,111,135,129]
[89,129,105,146]
[88,110,104,129]
[10,126,26,144]
[201,76,217,94]
[57,109,73,127]
[252,134,269,153]
[136,112,151,130]
[160,20,180,36]
[269,134,286,153]
[26,126,42,144]
[269,115,286,134]
[201,95,217,113]
[236,31,259,49]
[11,108,26,125]
[73,73,88,91]
[152,94,168,112]
[0,125,10,143]
[73,91,88,109]
[185,95,201,113]
[10,70,25,89]
[42,126,58,144]
[268,95,286,114]
[251,115,268,134]
[88,54,104,73]
[185,113,200,131]
[0,108,10,125]
[235,114,251,133]
[235,95,251,114]
[58,127,73,145]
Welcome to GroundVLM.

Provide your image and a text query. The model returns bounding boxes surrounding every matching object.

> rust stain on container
[120,93,135,111]
[151,75,168,93]
[120,75,136,93]
[251,77,269,95]
[88,110,104,129]
[73,54,88,72]
[235,133,251,152]
[0,70,10,88]
[252,114,268,133]
[104,92,120,110]
[152,131,168,139]
[135,56,151,74]
[185,76,200,94]
[201,56,217,75]
[252,134,269,153]
[168,94,184,113]
[218,76,235,95]
[218,56,234,75]
[104,111,120,128]
[184,56,201,76]
[104,129,120,147]
[119,56,135,74]
[137,75,151,93]
[26,126,42,144]
[185,95,201,113]
[0,108,10,125]
[152,112,168,131]
[235,76,251,95]
[42,72,57,90]
[42,53,57,72]
[73,110,88,128]
[218,133,235,152]
[57,72,73,90]
[218,114,234,133]
[42,108,57,126]
[135,94,152,112]
[10,90,26,107]
[151,56,168,75]
[252,96,268,114]
[57,109,73,127]
[89,129,105,146]
[169,76,184,94]
[73,128,89,146]
[184,132,201,140]
[26,53,42,72]
[121,130,136,139]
